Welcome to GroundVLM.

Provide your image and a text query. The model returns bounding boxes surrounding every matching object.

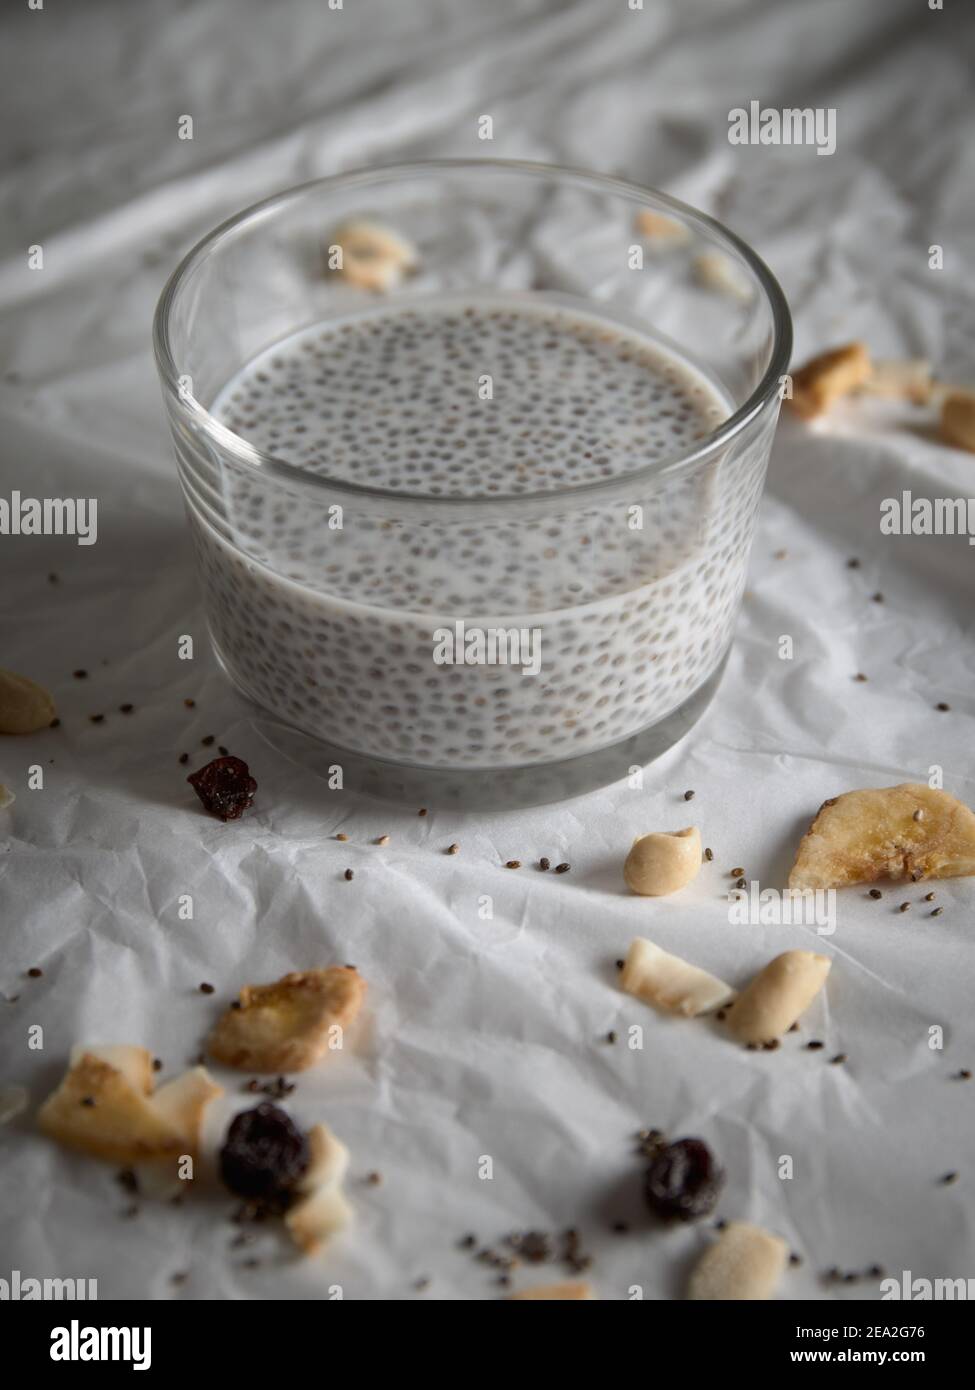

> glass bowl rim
[152,157,793,508]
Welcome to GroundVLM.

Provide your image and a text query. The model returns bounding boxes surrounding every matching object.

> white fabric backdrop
[1,0,973,1300]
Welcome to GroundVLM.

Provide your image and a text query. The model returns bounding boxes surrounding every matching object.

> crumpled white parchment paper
[1,0,973,1300]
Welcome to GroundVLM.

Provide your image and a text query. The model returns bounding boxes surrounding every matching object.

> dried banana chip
[789,784,975,891]
[620,937,735,1018]
[208,966,365,1073]
[687,1221,788,1300]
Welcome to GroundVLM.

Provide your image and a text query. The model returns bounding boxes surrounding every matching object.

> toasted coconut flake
[285,1123,352,1255]
[151,1066,223,1157]
[789,784,975,891]
[38,1053,184,1163]
[787,342,871,419]
[620,937,735,1018]
[69,1044,155,1096]
[39,1051,222,1166]
[508,1281,595,1300]
[687,1221,788,1300]
[726,951,831,1046]
[208,966,365,1074]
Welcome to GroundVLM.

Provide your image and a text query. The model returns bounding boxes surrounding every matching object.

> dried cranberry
[187,755,256,821]
[219,1103,309,1206]
[644,1137,723,1221]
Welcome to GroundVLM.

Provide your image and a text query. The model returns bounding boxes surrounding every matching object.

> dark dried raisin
[219,1103,309,1207]
[644,1137,723,1222]
[187,755,257,821]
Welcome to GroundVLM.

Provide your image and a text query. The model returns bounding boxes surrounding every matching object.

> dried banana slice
[789,784,975,891]
[208,966,365,1074]
[508,1282,595,1300]
[726,951,831,1046]
[285,1122,353,1255]
[620,937,735,1018]
[687,1221,788,1300]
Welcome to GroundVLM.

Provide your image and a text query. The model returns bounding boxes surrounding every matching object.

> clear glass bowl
[153,159,791,809]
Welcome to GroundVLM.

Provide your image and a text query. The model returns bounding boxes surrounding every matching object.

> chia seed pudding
[192,295,769,771]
